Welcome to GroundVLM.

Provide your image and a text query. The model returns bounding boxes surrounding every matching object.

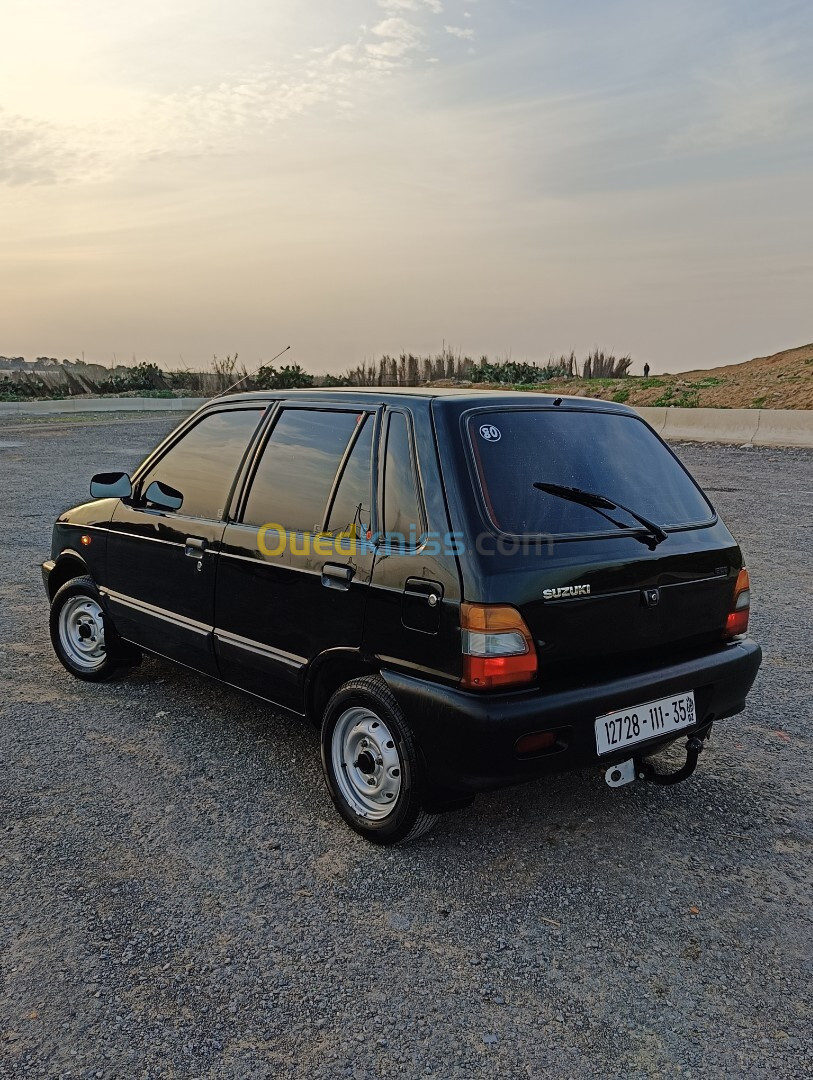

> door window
[138,408,263,520]
[382,412,423,548]
[243,409,364,533]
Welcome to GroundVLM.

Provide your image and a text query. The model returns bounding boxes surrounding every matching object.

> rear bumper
[381,638,762,801]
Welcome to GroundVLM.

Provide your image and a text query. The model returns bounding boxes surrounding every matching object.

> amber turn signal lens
[460,603,538,690]
[80,534,92,547]
[724,567,750,639]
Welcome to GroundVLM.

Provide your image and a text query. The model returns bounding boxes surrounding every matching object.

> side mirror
[144,480,184,512]
[90,471,132,499]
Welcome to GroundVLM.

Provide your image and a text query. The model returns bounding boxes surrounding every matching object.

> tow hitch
[603,726,712,789]
[639,735,706,786]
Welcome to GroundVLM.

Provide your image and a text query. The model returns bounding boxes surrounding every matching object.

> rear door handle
[185,536,207,559]
[321,563,354,590]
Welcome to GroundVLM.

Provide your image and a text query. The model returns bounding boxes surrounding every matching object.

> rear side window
[243,409,363,532]
[138,408,263,520]
[326,416,374,539]
[382,412,423,547]
[468,409,713,536]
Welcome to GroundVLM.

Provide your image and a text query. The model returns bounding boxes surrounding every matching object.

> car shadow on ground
[110,654,761,885]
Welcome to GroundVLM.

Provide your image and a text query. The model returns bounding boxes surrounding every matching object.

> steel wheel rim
[58,596,107,671]
[331,706,403,821]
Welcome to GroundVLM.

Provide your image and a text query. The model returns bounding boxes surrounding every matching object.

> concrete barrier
[635,407,668,434]
[752,409,813,448]
[661,407,760,444]
[0,396,208,418]
[634,406,813,447]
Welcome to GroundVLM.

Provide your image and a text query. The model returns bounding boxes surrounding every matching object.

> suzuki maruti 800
[43,390,761,843]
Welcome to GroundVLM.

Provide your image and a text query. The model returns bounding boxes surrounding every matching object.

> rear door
[104,405,266,673]
[214,404,377,711]
[458,406,741,671]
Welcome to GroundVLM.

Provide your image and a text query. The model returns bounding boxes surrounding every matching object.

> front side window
[243,409,364,532]
[382,412,423,548]
[138,408,263,520]
[468,409,713,536]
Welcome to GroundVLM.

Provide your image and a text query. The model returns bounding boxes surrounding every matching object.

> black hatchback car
[43,390,761,843]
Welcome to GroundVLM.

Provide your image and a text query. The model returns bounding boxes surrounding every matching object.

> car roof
[213,387,635,414]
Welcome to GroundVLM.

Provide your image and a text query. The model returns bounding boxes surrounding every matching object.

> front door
[215,404,377,711]
[103,406,266,673]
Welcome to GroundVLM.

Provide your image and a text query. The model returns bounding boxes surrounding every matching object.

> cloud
[0,11,437,186]
[377,0,443,12]
[665,37,810,154]
[0,109,102,185]
[0,0,484,187]
[445,25,474,40]
[367,17,425,60]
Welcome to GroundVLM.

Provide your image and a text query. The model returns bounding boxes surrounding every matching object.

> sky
[2,0,812,374]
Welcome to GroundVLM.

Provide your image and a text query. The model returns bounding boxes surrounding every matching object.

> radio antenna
[212,344,292,399]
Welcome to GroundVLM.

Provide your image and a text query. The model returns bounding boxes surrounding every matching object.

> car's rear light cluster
[724,567,751,639]
[460,603,537,690]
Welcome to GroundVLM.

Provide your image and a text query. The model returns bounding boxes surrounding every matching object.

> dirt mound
[539,343,813,410]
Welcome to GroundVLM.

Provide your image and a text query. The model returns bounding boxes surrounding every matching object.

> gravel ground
[0,415,811,1080]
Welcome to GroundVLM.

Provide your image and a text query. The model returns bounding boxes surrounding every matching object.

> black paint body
[43,391,762,808]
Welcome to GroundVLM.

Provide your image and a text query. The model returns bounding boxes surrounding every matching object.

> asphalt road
[0,414,811,1079]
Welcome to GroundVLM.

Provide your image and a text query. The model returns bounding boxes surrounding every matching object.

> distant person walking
[643,363,650,378]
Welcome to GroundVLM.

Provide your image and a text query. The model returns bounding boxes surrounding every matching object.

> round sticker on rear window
[479,424,502,442]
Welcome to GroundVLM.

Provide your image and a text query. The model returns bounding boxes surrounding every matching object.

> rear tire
[49,575,140,682]
[320,675,438,845]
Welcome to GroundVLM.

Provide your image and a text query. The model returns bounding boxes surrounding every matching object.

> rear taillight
[460,603,538,690]
[724,568,751,639]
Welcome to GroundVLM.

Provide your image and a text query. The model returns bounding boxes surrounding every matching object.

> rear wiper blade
[533,482,668,550]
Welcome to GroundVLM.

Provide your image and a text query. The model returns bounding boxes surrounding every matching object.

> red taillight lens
[515,730,558,756]
[724,568,751,639]
[460,603,538,690]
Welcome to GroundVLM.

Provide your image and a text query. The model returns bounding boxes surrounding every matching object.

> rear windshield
[467,409,713,536]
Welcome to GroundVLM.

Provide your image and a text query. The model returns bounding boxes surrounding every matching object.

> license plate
[595,691,696,756]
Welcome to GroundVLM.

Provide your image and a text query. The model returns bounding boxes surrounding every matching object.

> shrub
[96,362,166,394]
[254,363,313,390]
[653,387,699,408]
[316,373,353,387]
[582,350,632,379]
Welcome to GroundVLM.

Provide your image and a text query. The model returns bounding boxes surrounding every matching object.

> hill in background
[528,343,813,410]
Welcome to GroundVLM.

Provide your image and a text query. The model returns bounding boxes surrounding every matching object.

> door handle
[185,536,207,559]
[321,563,354,590]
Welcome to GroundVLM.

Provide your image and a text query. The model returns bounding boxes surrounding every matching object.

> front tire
[320,676,438,845]
[49,575,140,682]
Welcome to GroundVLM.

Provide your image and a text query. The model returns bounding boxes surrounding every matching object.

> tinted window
[139,409,262,520]
[326,416,374,539]
[383,412,423,547]
[468,410,712,535]
[243,409,361,532]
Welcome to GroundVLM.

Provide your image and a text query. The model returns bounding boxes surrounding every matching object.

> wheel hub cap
[332,707,403,821]
[58,596,107,671]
